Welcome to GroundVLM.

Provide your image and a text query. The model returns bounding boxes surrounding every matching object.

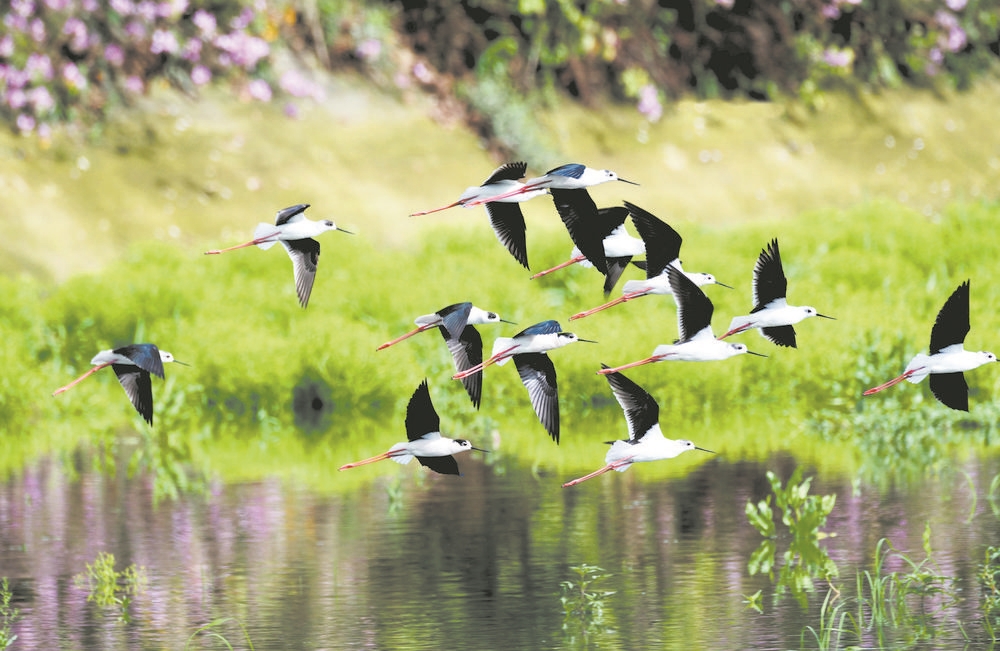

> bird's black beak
[747,350,768,358]
[338,227,355,235]
[174,360,191,367]
[577,338,599,344]
[715,281,734,289]
[817,313,836,320]
[500,319,518,325]
[695,446,715,454]
[618,177,640,186]
[471,446,491,453]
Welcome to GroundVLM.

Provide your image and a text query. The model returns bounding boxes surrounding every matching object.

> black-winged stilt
[598,266,765,374]
[338,380,488,475]
[204,203,353,308]
[563,365,714,487]
[863,280,996,411]
[719,238,834,346]
[453,319,595,443]
[463,162,637,207]
[570,201,729,320]
[376,302,514,408]
[52,343,187,425]
[410,162,546,270]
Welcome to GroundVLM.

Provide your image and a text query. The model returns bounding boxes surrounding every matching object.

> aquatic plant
[746,468,838,607]
[184,617,256,651]
[978,545,1000,640]
[74,551,148,623]
[0,578,18,650]
[560,563,615,644]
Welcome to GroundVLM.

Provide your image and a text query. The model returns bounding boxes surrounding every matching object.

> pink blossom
[213,32,269,69]
[637,84,662,122]
[30,17,46,43]
[124,20,146,40]
[150,29,179,54]
[279,69,324,100]
[192,9,216,37]
[12,0,35,17]
[283,102,299,119]
[355,38,381,61]
[16,113,36,134]
[8,89,27,110]
[715,0,734,8]
[412,61,433,84]
[156,0,188,18]
[62,62,87,90]
[230,7,254,30]
[822,49,851,67]
[0,35,13,58]
[945,0,967,10]
[821,3,840,18]
[109,0,134,14]
[182,38,202,62]
[44,0,71,9]
[25,53,53,81]
[38,122,52,139]
[5,68,29,89]
[105,43,125,67]
[136,1,156,21]
[247,78,272,102]
[28,85,54,113]
[190,64,211,85]
[124,75,144,93]
[63,17,89,53]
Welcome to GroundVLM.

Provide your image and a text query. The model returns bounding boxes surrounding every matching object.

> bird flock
[51,161,996,487]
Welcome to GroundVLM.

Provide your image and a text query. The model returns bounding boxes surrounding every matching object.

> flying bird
[863,280,996,411]
[410,162,546,269]
[453,320,595,443]
[598,266,765,375]
[205,203,353,307]
[719,238,834,346]
[463,162,638,207]
[52,343,187,425]
[338,380,488,475]
[376,302,514,408]
[563,366,714,487]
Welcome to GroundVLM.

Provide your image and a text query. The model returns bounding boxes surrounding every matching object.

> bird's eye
[488,312,498,319]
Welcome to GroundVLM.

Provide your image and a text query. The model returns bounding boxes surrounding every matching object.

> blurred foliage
[980,544,1000,640]
[560,563,616,646]
[0,578,17,651]
[73,551,148,624]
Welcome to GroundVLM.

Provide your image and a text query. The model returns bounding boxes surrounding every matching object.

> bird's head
[454,439,490,453]
[159,350,189,366]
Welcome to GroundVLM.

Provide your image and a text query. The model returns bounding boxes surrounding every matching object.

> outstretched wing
[513,353,559,443]
[929,281,970,354]
[417,455,461,476]
[405,380,440,441]
[484,203,530,269]
[482,161,527,185]
[282,238,320,308]
[929,372,969,411]
[752,239,787,310]
[549,188,608,274]
[444,325,484,409]
[601,365,659,442]
[114,344,165,379]
[112,365,154,425]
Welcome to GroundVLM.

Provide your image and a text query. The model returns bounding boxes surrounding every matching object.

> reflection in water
[1,453,999,649]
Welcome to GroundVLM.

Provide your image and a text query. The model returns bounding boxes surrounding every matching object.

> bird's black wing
[282,238,320,308]
[929,372,969,411]
[274,203,310,226]
[405,380,440,441]
[112,365,154,425]
[760,325,797,348]
[417,455,461,476]
[115,344,165,378]
[443,325,484,409]
[601,365,659,443]
[624,201,682,279]
[603,257,633,296]
[484,202,530,270]
[482,161,527,184]
[752,239,787,309]
[437,302,473,341]
[929,281,970,354]
[667,266,714,342]
[513,353,560,444]
[549,188,608,274]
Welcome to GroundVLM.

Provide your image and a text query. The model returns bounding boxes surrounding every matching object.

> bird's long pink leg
[409,200,463,216]
[596,355,670,375]
[563,458,633,487]
[570,291,647,321]
[718,322,754,340]
[453,345,518,379]
[204,231,280,255]
[52,362,113,396]
[863,367,923,396]
[530,255,586,280]
[376,325,434,351]
[338,451,393,470]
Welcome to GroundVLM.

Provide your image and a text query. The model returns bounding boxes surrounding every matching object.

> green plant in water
[0,578,19,650]
[74,552,148,623]
[978,545,1000,640]
[184,617,255,651]
[746,468,838,608]
[856,525,959,646]
[800,586,856,651]
[560,564,615,645]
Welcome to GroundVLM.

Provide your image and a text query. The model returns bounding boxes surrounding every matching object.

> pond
[2,442,999,650]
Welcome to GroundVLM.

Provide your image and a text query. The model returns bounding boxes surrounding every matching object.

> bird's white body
[648,327,752,363]
[571,225,645,269]
[490,332,581,366]
[903,345,997,383]
[726,298,824,333]
[621,262,720,297]
[604,425,700,470]
[523,167,623,191]
[252,217,339,250]
[414,306,504,329]
[90,349,176,367]
[385,432,477,465]
[457,180,547,205]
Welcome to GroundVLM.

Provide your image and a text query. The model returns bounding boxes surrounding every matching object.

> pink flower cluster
[0,0,280,135]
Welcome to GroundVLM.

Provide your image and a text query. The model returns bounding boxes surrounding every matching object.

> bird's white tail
[904,355,931,383]
[388,442,413,465]
[253,223,281,250]
[491,337,515,366]
[726,315,755,335]
[621,279,649,295]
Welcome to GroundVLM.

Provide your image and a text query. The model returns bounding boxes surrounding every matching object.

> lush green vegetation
[2,195,999,494]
